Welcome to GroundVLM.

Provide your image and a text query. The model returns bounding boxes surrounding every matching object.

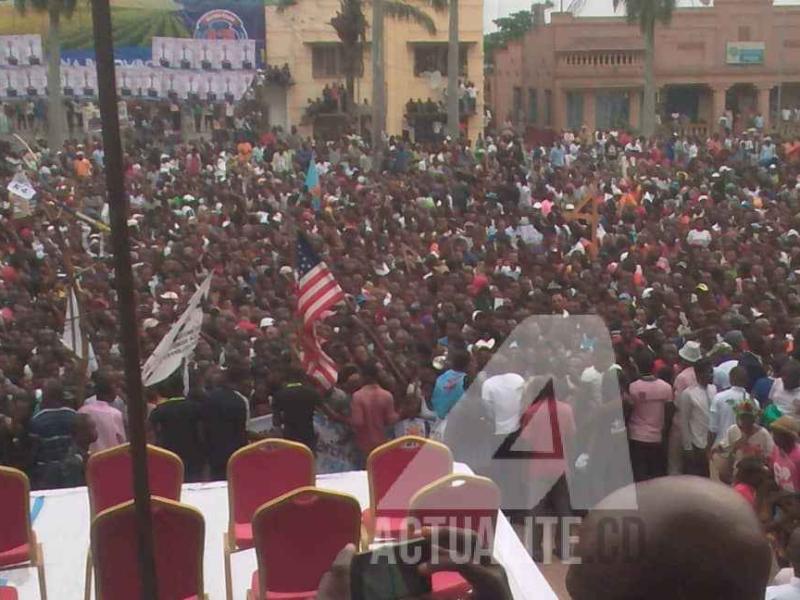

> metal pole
[89,0,159,598]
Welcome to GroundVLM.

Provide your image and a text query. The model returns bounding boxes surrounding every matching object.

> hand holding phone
[350,538,432,600]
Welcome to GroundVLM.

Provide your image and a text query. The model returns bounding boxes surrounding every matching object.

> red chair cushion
[249,570,315,600]
[234,522,253,548]
[0,587,18,600]
[432,571,471,598]
[0,543,30,568]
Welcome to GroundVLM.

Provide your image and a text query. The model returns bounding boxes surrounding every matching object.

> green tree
[15,0,75,149]
[483,9,533,65]
[613,0,675,136]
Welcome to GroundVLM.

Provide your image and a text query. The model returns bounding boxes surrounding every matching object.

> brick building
[488,0,800,136]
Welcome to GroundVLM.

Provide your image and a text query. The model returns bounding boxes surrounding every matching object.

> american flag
[296,234,344,388]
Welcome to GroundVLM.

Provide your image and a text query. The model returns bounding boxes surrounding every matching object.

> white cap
[260,317,275,328]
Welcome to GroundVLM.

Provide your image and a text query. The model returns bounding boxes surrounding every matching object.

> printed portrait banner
[0,0,274,66]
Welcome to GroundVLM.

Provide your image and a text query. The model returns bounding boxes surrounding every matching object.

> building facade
[265,0,484,141]
[488,0,800,136]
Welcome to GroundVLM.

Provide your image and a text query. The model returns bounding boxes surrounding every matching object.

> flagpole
[90,0,158,596]
[41,202,91,403]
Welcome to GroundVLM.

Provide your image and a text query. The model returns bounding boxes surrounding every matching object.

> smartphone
[350,538,433,600]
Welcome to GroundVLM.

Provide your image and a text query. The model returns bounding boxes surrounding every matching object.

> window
[528,88,538,124]
[413,44,468,77]
[312,45,343,78]
[566,91,584,130]
[513,87,523,120]
[595,91,630,130]
[544,89,552,126]
[738,26,751,42]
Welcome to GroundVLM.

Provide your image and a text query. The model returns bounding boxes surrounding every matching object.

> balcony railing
[557,51,644,71]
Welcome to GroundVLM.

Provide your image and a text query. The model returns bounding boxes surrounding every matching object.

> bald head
[567,477,771,600]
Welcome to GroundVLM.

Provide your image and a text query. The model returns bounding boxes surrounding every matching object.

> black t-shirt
[200,386,247,474]
[149,397,203,470]
[272,383,320,449]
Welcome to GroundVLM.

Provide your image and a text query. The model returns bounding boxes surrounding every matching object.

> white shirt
[770,378,800,416]
[713,359,738,390]
[481,373,525,435]
[678,384,716,450]
[709,386,751,446]
[766,577,800,599]
[580,366,604,407]
[687,228,712,248]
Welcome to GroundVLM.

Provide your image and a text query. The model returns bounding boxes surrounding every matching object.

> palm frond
[614,0,675,32]
[276,0,297,12]
[13,0,78,18]
[427,0,449,13]
[384,0,437,34]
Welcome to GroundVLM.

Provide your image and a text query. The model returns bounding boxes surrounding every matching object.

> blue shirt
[549,146,565,168]
[431,370,467,419]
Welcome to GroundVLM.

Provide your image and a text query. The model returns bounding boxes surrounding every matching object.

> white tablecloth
[4,464,556,600]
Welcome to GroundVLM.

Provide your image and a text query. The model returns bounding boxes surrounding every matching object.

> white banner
[61,287,99,376]
[141,273,213,387]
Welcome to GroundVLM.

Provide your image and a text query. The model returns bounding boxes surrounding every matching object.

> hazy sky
[484,0,800,31]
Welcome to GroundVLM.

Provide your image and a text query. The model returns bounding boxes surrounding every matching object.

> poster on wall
[726,42,765,65]
[0,0,274,66]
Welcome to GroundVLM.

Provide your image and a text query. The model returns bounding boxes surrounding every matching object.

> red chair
[91,497,205,600]
[409,474,501,599]
[0,587,17,600]
[0,466,46,600]
[84,444,184,600]
[362,436,453,543]
[224,439,315,600]
[247,487,361,600]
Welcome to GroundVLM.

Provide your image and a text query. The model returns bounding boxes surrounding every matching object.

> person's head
[361,361,380,385]
[736,402,759,435]
[729,366,748,389]
[783,360,800,391]
[93,370,117,402]
[41,379,66,409]
[734,455,770,488]
[771,416,800,453]
[152,369,184,400]
[633,348,655,376]
[694,358,713,386]
[566,477,771,600]
[449,350,471,374]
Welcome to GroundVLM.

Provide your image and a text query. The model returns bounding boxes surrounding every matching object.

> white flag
[141,273,213,387]
[61,287,98,375]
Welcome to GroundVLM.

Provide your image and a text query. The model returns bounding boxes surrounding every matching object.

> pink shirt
[628,377,674,443]
[673,366,697,397]
[79,401,126,453]
[733,482,757,509]
[522,398,576,478]
[351,385,398,455]
[770,444,800,492]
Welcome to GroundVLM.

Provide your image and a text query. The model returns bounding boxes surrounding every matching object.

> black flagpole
[89,0,159,597]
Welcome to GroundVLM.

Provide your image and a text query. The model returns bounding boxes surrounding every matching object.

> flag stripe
[296,234,344,389]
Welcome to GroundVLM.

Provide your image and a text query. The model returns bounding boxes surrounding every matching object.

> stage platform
[3,463,556,599]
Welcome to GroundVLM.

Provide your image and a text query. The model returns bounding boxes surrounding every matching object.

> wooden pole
[89,0,158,597]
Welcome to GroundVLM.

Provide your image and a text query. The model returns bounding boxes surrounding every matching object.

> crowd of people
[6,107,800,588]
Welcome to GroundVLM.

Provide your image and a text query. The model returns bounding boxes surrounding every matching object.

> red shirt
[351,384,398,454]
